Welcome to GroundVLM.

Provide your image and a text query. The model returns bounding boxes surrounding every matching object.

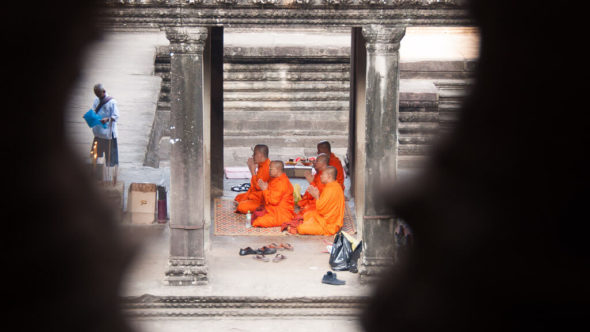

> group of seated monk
[234,141,346,236]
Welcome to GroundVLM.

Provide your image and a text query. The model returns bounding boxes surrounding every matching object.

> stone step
[156,101,170,111]
[399,102,439,113]
[433,78,475,89]
[224,90,349,102]
[438,88,469,99]
[154,63,169,73]
[225,147,348,167]
[162,91,349,103]
[224,106,348,112]
[224,47,350,59]
[224,63,350,72]
[440,111,461,123]
[224,81,350,92]
[398,122,439,135]
[224,135,348,148]
[400,60,476,80]
[438,103,463,111]
[224,109,348,123]
[401,71,473,80]
[223,124,348,137]
[399,135,438,145]
[399,112,439,123]
[123,295,368,319]
[398,144,434,156]
[224,71,349,81]
[398,155,429,169]
[225,118,348,133]
[224,100,349,111]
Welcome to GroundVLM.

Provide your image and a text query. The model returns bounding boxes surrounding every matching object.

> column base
[165,257,208,286]
[359,256,394,284]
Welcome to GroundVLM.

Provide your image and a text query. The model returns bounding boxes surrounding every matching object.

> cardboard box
[128,183,157,224]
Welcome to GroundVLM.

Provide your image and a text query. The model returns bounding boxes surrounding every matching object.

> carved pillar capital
[362,25,406,54]
[165,26,208,54]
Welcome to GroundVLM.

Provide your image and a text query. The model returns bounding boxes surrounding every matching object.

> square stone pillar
[355,25,406,282]
[164,27,209,285]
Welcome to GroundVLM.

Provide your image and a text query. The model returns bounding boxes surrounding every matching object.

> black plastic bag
[329,232,353,271]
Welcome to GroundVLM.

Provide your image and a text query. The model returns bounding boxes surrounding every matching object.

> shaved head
[324,166,337,181]
[317,141,331,154]
[269,160,284,178]
[316,153,330,165]
[270,160,284,172]
[253,144,269,158]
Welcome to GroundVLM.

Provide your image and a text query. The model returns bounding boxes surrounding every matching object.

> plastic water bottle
[246,210,252,228]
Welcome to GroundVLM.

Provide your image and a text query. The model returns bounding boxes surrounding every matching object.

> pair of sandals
[253,253,287,263]
[231,183,250,192]
[239,245,277,256]
[267,242,293,251]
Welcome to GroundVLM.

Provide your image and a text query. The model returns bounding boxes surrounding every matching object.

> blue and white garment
[90,93,119,139]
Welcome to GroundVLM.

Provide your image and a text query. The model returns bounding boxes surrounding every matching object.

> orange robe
[297,170,325,213]
[235,158,271,214]
[329,153,345,191]
[297,181,345,235]
[252,173,295,228]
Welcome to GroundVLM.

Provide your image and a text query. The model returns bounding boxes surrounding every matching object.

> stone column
[357,25,406,282]
[165,27,209,285]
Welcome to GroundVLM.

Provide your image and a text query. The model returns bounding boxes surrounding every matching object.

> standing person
[89,83,120,181]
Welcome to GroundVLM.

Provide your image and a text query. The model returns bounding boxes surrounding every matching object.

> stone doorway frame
[99,1,474,285]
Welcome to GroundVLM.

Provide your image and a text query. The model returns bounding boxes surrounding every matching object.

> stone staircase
[144,43,475,172]
[397,60,476,170]
[143,45,171,168]
[223,57,350,166]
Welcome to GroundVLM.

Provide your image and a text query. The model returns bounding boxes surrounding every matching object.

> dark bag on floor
[329,231,353,271]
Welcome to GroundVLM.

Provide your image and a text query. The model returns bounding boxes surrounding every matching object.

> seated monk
[235,144,271,214]
[252,161,295,228]
[296,166,345,236]
[297,153,329,213]
[317,140,345,191]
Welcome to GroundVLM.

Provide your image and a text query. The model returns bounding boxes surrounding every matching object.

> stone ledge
[122,294,369,318]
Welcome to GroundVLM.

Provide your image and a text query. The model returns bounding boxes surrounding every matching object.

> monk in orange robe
[297,153,329,213]
[235,144,271,214]
[317,140,345,190]
[252,161,295,228]
[296,166,345,235]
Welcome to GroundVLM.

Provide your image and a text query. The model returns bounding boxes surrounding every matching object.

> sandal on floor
[231,183,250,192]
[239,247,257,256]
[256,246,277,255]
[267,243,280,249]
[322,271,345,285]
[272,253,287,263]
[279,243,293,250]
[253,254,269,262]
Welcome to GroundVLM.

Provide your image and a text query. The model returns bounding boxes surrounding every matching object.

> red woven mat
[214,198,356,236]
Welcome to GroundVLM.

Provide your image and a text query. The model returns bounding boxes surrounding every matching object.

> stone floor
[119,176,369,331]
[120,176,365,298]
